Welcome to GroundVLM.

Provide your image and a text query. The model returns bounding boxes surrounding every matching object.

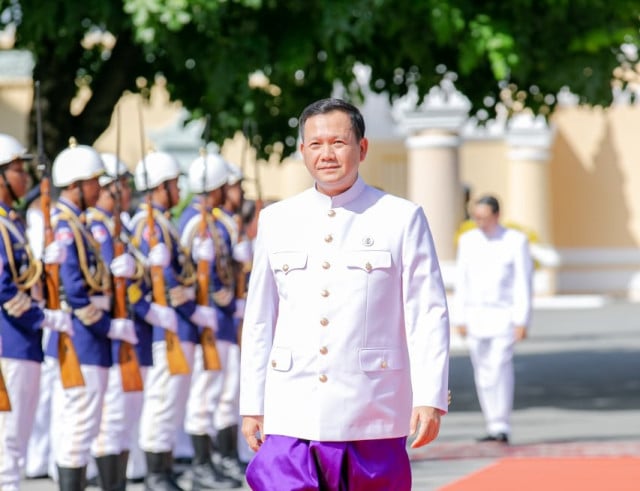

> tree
[2,0,639,159]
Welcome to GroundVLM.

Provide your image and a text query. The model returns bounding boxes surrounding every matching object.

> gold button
[319,374,328,383]
[320,318,329,326]
[380,360,388,369]
[282,264,289,272]
[320,289,329,297]
[324,234,333,243]
[327,209,336,217]
[365,262,372,272]
[322,261,330,269]
[271,360,277,368]
[319,346,328,355]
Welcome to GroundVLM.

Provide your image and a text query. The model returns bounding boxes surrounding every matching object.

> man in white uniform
[240,98,450,490]
[454,195,533,443]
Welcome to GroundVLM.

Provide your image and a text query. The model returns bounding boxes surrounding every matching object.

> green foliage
[1,0,639,159]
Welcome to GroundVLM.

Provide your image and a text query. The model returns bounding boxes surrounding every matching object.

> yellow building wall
[550,106,640,248]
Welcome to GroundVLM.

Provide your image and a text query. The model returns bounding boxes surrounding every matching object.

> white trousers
[125,367,148,479]
[25,355,56,478]
[214,341,240,432]
[0,358,41,491]
[92,364,147,457]
[139,341,194,453]
[52,364,109,468]
[467,333,515,435]
[185,340,236,436]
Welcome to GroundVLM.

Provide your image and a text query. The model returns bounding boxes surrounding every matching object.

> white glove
[192,236,215,263]
[148,243,170,268]
[232,240,253,263]
[108,318,138,344]
[234,298,246,320]
[189,304,218,330]
[43,241,67,265]
[42,309,74,336]
[144,302,178,333]
[110,253,136,278]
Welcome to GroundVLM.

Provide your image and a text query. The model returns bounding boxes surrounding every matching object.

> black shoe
[476,433,509,444]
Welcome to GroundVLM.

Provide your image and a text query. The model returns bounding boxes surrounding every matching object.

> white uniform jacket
[453,226,533,338]
[240,177,450,442]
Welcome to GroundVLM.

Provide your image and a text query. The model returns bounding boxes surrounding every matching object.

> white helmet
[52,140,104,187]
[134,151,181,191]
[99,153,130,187]
[226,161,243,186]
[0,134,31,166]
[188,153,229,193]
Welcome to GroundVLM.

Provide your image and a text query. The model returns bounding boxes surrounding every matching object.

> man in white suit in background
[454,194,533,444]
[239,98,450,490]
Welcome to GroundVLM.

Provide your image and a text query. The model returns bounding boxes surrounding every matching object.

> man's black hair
[298,98,365,142]
[475,195,500,215]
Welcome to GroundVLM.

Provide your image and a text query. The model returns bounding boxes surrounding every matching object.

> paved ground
[19,297,640,490]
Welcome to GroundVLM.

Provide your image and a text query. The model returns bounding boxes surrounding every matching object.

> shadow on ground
[450,348,640,411]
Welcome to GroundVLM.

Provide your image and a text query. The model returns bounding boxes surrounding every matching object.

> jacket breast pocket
[269,346,293,372]
[344,250,392,273]
[269,251,308,275]
[269,251,308,299]
[359,348,404,373]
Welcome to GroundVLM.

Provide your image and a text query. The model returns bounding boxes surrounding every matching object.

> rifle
[113,104,143,391]
[138,102,189,375]
[36,81,85,388]
[197,116,221,371]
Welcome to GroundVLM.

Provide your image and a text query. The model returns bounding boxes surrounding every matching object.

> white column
[505,113,554,243]
[506,113,557,294]
[396,81,470,261]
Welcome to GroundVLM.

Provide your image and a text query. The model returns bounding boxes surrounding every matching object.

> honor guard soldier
[46,141,137,490]
[0,134,71,490]
[211,160,254,480]
[87,152,172,490]
[180,152,240,489]
[89,153,177,486]
[131,150,216,491]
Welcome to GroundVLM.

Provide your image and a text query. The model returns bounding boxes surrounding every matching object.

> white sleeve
[402,207,450,413]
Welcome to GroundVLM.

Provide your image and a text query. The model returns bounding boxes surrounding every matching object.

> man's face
[300,110,368,197]
[166,177,180,209]
[225,182,243,211]
[80,177,101,208]
[4,159,29,199]
[107,176,132,211]
[206,186,224,209]
[472,203,499,235]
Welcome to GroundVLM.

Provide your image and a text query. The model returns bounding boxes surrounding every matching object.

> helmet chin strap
[0,168,19,204]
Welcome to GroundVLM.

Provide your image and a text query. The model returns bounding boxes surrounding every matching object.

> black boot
[190,434,241,490]
[213,426,246,483]
[118,451,130,488]
[143,451,184,491]
[57,466,87,491]
[96,454,126,491]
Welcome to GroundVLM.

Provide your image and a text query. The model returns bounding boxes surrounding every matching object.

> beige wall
[0,80,32,144]
[550,105,640,248]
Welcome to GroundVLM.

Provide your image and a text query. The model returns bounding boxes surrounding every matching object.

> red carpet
[439,457,640,491]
